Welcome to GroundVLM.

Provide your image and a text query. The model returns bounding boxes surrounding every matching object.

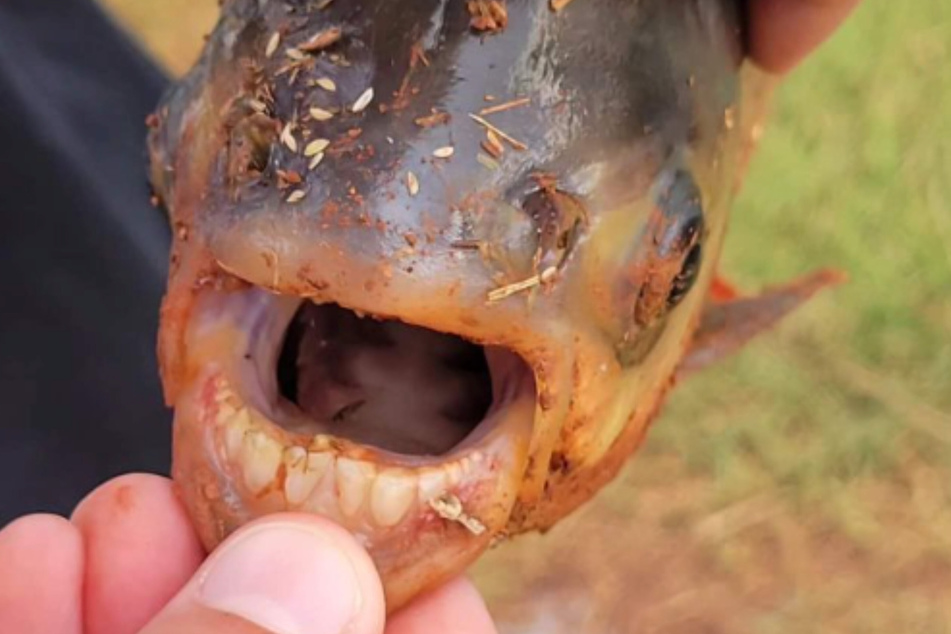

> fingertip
[749,0,862,74]
[3,511,79,541]
[142,514,386,634]
[386,577,497,634]
[72,473,205,634]
[71,473,186,526]
[0,514,84,634]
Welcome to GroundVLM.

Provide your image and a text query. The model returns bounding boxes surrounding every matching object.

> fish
[146,0,841,612]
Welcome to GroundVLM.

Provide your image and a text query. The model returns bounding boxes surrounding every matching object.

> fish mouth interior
[274,302,502,456]
[214,287,537,464]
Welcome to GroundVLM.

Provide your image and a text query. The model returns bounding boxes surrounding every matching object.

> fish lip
[187,282,537,462]
[172,278,537,547]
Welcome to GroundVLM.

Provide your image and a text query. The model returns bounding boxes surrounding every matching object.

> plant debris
[265,32,281,58]
[550,0,578,12]
[280,123,299,152]
[276,169,302,189]
[467,0,508,33]
[478,97,530,116]
[304,138,330,156]
[316,77,337,92]
[477,153,500,170]
[410,42,431,68]
[414,110,451,128]
[406,171,420,196]
[309,107,335,121]
[468,113,527,150]
[286,189,306,203]
[299,26,342,52]
[488,274,541,302]
[429,494,487,536]
[481,129,505,158]
[351,87,375,113]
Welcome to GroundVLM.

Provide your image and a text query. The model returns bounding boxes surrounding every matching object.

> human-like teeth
[336,458,376,517]
[370,470,417,528]
[223,408,252,459]
[283,447,333,505]
[417,468,450,504]
[240,430,283,494]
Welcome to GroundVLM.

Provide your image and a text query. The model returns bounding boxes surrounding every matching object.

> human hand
[749,0,863,73]
[0,474,497,634]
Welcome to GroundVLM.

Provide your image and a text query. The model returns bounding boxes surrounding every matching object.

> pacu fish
[147,0,840,611]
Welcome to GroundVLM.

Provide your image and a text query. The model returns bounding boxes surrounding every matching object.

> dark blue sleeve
[0,0,173,522]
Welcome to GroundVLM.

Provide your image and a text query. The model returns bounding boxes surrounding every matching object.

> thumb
[749,0,862,74]
[139,515,385,634]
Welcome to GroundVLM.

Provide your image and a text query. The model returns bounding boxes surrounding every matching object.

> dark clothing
[0,0,172,523]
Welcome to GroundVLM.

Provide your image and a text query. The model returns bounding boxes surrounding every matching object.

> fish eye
[613,169,707,366]
[656,171,704,256]
[656,170,705,309]
[667,242,702,308]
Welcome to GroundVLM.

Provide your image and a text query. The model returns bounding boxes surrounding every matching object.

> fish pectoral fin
[678,269,847,377]
[709,274,742,303]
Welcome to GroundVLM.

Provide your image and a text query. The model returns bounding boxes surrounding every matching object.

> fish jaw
[171,290,536,609]
[149,0,755,610]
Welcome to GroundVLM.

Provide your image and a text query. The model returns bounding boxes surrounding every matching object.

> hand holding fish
[0,475,497,634]
[750,0,863,73]
[0,1,863,631]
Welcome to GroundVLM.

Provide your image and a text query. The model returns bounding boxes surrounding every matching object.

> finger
[385,578,497,634]
[71,474,205,634]
[139,514,386,634]
[749,0,862,74]
[0,514,83,634]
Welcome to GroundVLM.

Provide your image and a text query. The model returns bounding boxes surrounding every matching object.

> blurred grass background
[99,0,950,631]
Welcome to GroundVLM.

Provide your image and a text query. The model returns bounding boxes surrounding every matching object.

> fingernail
[198,524,363,634]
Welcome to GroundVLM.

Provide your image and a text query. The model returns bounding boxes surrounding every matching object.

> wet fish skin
[148,0,786,611]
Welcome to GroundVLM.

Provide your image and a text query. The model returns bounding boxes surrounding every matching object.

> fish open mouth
[277,301,501,456]
[177,282,537,539]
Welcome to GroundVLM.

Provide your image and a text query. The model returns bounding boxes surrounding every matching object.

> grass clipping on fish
[429,494,487,536]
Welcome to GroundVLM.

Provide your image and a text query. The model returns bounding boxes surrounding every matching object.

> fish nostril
[225,108,280,186]
[521,181,588,272]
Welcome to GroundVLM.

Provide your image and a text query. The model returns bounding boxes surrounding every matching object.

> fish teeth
[306,452,334,477]
[417,468,450,504]
[443,459,467,488]
[223,408,252,460]
[284,445,307,468]
[213,388,481,527]
[240,430,283,494]
[335,458,375,518]
[283,448,334,506]
[370,470,417,528]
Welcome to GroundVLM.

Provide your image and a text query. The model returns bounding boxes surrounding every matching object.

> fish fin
[678,269,847,377]
[709,275,742,303]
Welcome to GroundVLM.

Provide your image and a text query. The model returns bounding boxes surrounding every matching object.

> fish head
[149,0,753,610]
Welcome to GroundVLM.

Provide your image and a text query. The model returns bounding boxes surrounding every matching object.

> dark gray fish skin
[149,0,759,612]
[152,0,744,369]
